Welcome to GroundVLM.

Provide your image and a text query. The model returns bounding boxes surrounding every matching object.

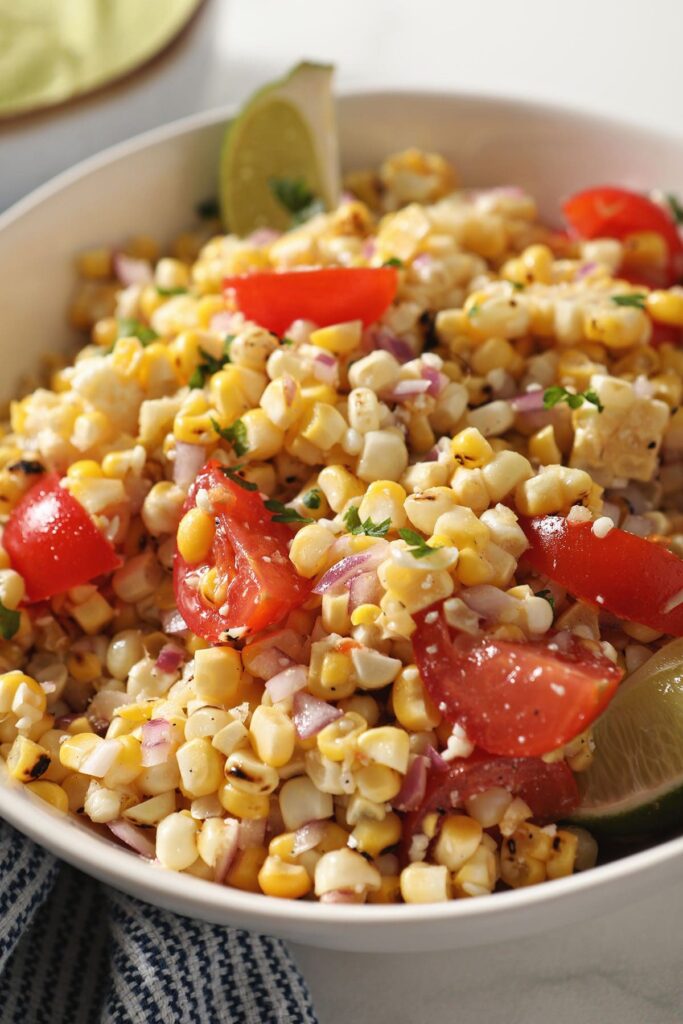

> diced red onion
[141,719,173,768]
[577,261,598,280]
[412,253,434,272]
[108,819,156,859]
[249,646,296,681]
[313,542,389,596]
[54,713,81,729]
[293,691,342,739]
[292,820,327,856]
[280,373,297,407]
[362,238,377,260]
[237,817,267,851]
[247,228,281,246]
[214,819,240,883]
[422,446,440,462]
[311,351,338,385]
[320,890,366,904]
[394,755,428,811]
[86,689,132,726]
[266,665,308,703]
[385,379,432,402]
[421,365,447,397]
[286,319,316,344]
[113,252,153,286]
[348,570,383,612]
[509,389,546,413]
[374,328,415,364]
[210,311,239,334]
[155,644,185,674]
[173,441,207,490]
[161,609,189,636]
[461,584,515,620]
[426,745,449,772]
[80,738,121,778]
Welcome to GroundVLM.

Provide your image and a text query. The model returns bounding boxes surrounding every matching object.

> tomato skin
[3,473,120,602]
[523,515,683,636]
[173,462,311,643]
[401,751,579,861]
[223,266,398,336]
[563,186,683,284]
[412,603,621,758]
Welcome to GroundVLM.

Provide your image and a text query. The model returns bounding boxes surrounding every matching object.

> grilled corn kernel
[314,848,381,897]
[433,814,483,872]
[193,646,242,705]
[250,705,296,768]
[7,735,50,782]
[59,732,101,771]
[400,863,451,903]
[156,811,198,871]
[25,780,68,812]
[529,424,561,465]
[225,749,279,795]
[513,822,554,862]
[482,450,533,502]
[392,666,441,731]
[317,465,365,512]
[515,465,594,516]
[280,776,333,831]
[311,651,355,700]
[545,829,579,879]
[288,523,335,578]
[218,782,270,820]
[647,288,683,327]
[358,480,408,531]
[176,738,224,797]
[453,845,497,897]
[465,786,512,828]
[367,876,402,904]
[357,726,410,773]
[451,427,493,469]
[351,812,401,858]
[356,763,402,802]
[176,507,215,564]
[500,839,547,888]
[125,791,176,826]
[225,846,268,892]
[66,650,101,684]
[317,712,367,762]
[311,320,362,354]
[258,856,312,899]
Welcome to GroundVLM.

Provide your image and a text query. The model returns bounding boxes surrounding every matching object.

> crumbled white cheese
[567,504,592,524]
[409,833,429,863]
[441,722,475,761]
[591,516,614,539]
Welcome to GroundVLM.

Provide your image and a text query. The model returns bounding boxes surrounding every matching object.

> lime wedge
[219,62,340,236]
[571,638,683,835]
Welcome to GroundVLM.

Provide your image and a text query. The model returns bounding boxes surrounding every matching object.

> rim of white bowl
[2,87,683,927]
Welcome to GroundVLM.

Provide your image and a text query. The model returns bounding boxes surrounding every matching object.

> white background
[3,1,683,1020]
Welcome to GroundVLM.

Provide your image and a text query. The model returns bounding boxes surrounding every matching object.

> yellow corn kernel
[646,289,683,327]
[584,303,650,349]
[258,855,312,899]
[357,726,410,773]
[521,244,553,283]
[512,822,554,862]
[176,508,215,564]
[218,782,270,820]
[317,465,365,513]
[66,650,101,684]
[176,737,224,798]
[350,603,381,627]
[528,424,561,465]
[224,749,279,796]
[310,320,362,354]
[65,716,93,735]
[358,480,407,531]
[321,592,352,635]
[515,465,594,517]
[25,780,68,812]
[174,410,216,446]
[0,672,46,716]
[208,369,249,423]
[58,732,101,771]
[76,246,112,279]
[351,812,401,857]
[470,337,522,376]
[433,814,483,872]
[454,546,493,586]
[300,403,347,451]
[452,845,497,897]
[500,839,547,888]
[61,773,91,813]
[70,592,114,635]
[240,408,285,460]
[450,427,492,470]
[313,651,355,701]
[317,712,367,762]
[392,666,441,731]
[225,846,268,892]
[250,705,296,768]
[622,230,668,269]
[268,831,298,863]
[367,876,402,904]
[546,829,579,879]
[400,862,452,903]
[288,523,335,578]
[103,734,143,787]
[7,735,50,782]
[66,459,103,480]
[317,821,350,853]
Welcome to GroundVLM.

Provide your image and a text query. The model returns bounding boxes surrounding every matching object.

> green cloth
[0,0,200,117]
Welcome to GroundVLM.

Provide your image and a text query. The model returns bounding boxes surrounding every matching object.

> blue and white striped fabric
[0,822,318,1024]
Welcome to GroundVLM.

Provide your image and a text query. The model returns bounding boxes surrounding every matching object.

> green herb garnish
[157,286,189,297]
[116,318,158,345]
[398,528,441,559]
[264,499,312,525]
[543,386,604,413]
[195,196,220,220]
[302,488,322,510]
[667,193,683,225]
[280,336,295,347]
[536,589,555,613]
[466,304,481,319]
[343,505,391,538]
[511,281,525,291]
[0,599,20,640]
[211,417,249,456]
[383,257,404,268]
[220,465,258,491]
[269,177,324,225]
[612,293,647,310]
[189,338,233,388]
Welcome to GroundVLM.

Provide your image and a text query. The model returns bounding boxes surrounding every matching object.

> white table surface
[3,1,683,1020]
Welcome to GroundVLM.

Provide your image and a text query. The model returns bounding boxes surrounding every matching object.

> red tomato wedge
[3,473,120,602]
[522,515,683,636]
[563,186,683,284]
[401,751,579,860]
[173,462,311,643]
[223,266,398,336]
[412,603,621,758]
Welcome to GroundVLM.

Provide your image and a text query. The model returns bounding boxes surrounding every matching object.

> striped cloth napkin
[0,821,317,1024]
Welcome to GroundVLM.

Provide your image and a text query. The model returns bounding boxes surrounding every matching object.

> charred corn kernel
[317,712,367,762]
[66,650,101,684]
[358,480,407,531]
[124,791,176,825]
[400,862,451,903]
[300,403,347,451]
[317,465,365,513]
[314,848,381,897]
[176,738,224,797]
[176,507,215,564]
[225,846,268,892]
[37,730,70,783]
[193,646,242,705]
[515,465,594,516]
[225,749,279,796]
[449,466,490,516]
[25,780,68,812]
[529,424,561,465]
[351,812,401,857]
[218,782,270,820]
[451,427,493,469]
[513,822,554,862]
[646,288,683,326]
[500,839,547,888]
[357,727,410,773]
[280,776,333,831]
[66,459,103,480]
[545,829,579,879]
[433,814,483,872]
[348,388,381,434]
[59,732,101,771]
[258,856,312,899]
[368,876,402,904]
[350,603,381,627]
[310,320,362,354]
[156,811,198,871]
[465,786,512,827]
[7,735,50,781]
[453,845,497,897]
[239,408,284,460]
[288,523,335,578]
[250,705,296,768]
[356,763,402,802]
[402,488,457,536]
[392,666,441,731]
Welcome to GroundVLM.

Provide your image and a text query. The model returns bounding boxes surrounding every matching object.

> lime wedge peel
[571,638,683,835]
[219,62,340,236]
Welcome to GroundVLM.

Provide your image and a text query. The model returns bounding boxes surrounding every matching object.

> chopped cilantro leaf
[511,281,525,291]
[536,589,555,613]
[611,293,647,310]
[269,177,324,225]
[302,488,322,510]
[543,386,604,413]
[116,317,158,345]
[189,338,233,388]
[0,599,20,640]
[219,465,258,491]
[157,286,189,297]
[667,193,683,225]
[211,417,249,456]
[383,257,404,268]
[280,336,295,346]
[343,505,391,538]
[466,304,481,319]
[264,499,312,525]
[195,196,220,219]
[398,528,441,559]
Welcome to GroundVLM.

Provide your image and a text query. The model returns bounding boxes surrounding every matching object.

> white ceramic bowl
[1,91,682,953]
